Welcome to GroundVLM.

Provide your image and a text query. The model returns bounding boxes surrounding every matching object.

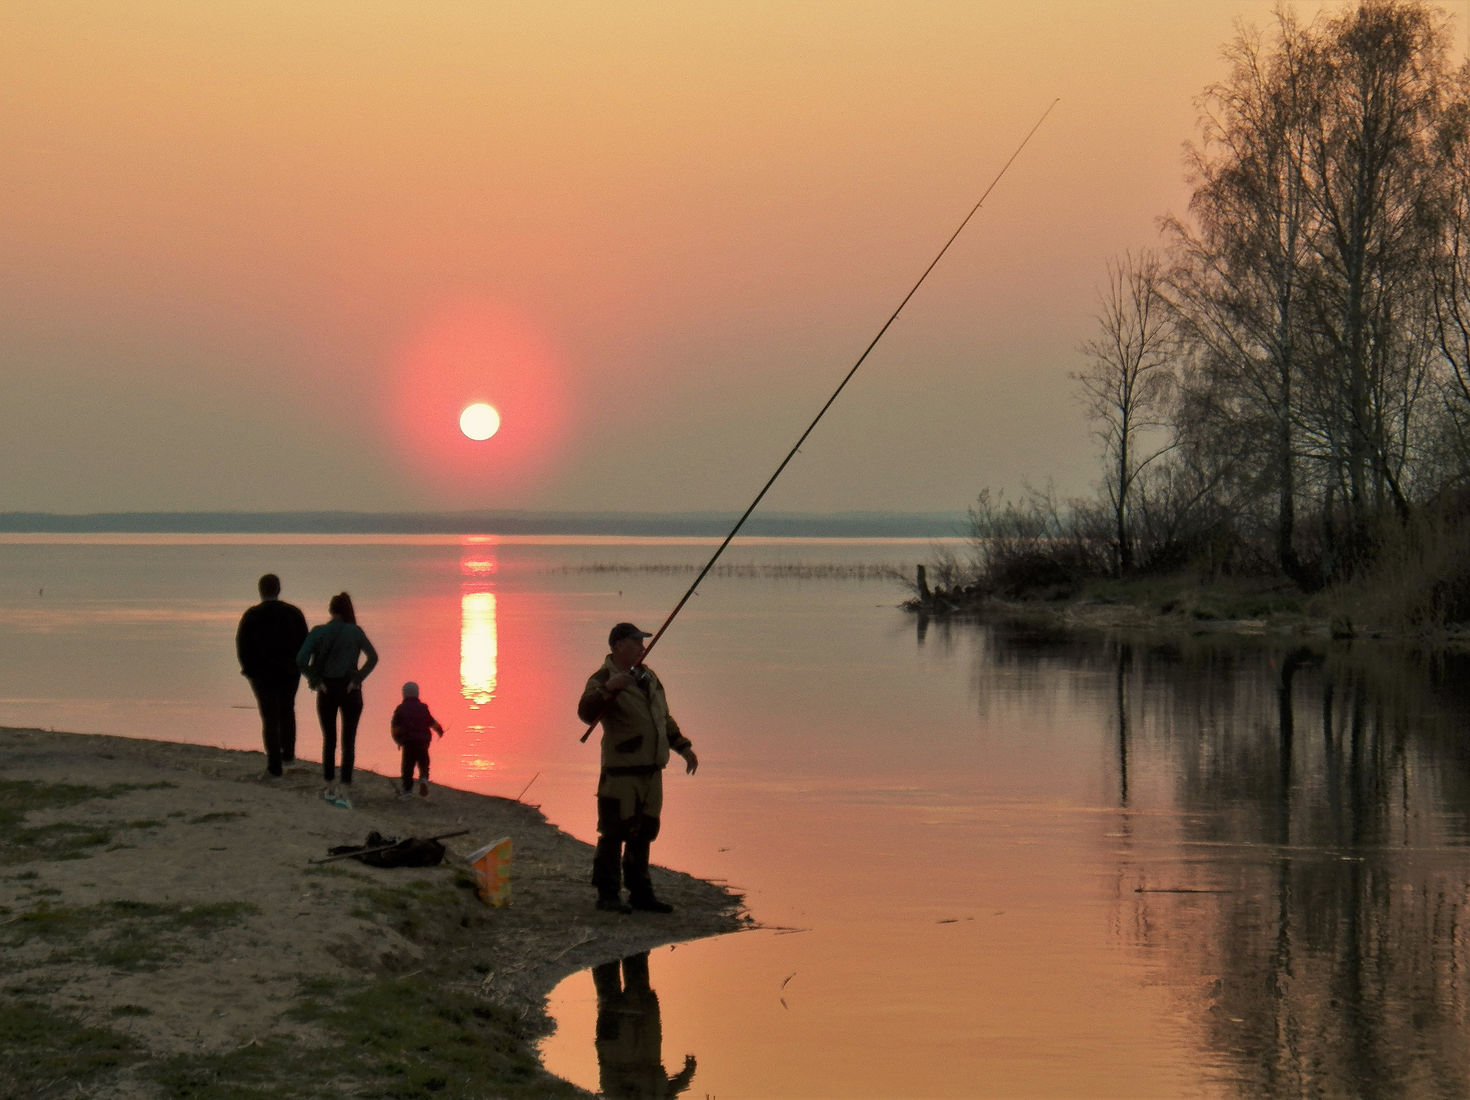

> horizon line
[0,508,970,538]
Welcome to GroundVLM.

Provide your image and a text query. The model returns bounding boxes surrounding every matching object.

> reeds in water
[550,561,907,582]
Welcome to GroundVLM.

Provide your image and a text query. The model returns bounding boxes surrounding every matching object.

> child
[390,681,444,799]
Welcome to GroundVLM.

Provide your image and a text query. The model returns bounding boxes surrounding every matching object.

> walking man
[577,622,698,914]
[236,573,309,777]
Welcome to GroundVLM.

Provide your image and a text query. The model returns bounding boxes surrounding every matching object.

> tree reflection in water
[982,626,1470,1096]
[593,951,696,1099]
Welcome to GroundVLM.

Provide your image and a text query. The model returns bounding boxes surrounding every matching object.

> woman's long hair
[327,592,357,624]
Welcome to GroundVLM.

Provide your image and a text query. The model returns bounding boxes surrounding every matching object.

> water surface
[4,535,1470,1096]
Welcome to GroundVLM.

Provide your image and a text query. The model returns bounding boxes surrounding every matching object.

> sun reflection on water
[456,544,500,781]
[459,591,498,707]
[459,543,499,710]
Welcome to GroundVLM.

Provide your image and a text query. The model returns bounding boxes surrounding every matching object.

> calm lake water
[4,534,1470,1097]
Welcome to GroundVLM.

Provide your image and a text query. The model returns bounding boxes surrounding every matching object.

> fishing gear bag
[329,830,447,868]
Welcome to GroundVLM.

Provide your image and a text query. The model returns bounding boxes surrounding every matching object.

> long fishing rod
[581,98,1059,743]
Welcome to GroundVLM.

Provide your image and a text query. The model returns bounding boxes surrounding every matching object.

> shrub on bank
[908,486,1470,640]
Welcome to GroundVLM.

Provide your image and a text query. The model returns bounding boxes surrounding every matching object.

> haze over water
[4,534,1470,1096]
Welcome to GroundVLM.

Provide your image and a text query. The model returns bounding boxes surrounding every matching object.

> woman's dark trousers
[317,679,363,784]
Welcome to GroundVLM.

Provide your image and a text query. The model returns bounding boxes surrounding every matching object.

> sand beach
[0,726,747,1097]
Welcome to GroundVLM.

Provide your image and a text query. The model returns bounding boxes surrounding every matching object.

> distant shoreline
[0,509,968,539]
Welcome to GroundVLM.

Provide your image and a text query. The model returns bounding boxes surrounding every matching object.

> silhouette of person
[297,591,378,808]
[593,952,696,1098]
[235,573,308,777]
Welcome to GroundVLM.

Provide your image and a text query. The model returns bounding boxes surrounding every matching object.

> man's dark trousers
[249,675,300,775]
[593,796,660,903]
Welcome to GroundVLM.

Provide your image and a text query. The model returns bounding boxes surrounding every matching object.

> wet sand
[0,726,747,1095]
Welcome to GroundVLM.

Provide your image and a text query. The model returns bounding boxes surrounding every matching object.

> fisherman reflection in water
[594,952,696,1098]
[578,622,698,914]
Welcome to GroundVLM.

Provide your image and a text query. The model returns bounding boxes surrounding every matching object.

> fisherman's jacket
[578,656,691,774]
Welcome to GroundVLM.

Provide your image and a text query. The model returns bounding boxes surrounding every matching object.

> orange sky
[3,1,1466,515]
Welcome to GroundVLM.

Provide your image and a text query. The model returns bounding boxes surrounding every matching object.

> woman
[296,592,378,808]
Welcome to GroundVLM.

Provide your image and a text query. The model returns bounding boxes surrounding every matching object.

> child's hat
[402,681,419,698]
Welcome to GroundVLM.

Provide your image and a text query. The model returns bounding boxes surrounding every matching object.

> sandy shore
[0,726,748,1097]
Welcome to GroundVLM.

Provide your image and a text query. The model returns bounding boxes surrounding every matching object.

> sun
[459,403,501,441]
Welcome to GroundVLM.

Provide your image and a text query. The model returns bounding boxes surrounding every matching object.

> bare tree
[1161,0,1463,581]
[1075,251,1177,573]
[1432,63,1470,473]
[1164,9,1319,583]
[1296,0,1453,543]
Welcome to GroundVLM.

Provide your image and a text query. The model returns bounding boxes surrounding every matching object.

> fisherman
[235,573,308,778]
[578,622,698,914]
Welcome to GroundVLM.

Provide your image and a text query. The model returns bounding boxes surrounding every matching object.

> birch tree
[1075,251,1176,574]
[1165,11,1319,581]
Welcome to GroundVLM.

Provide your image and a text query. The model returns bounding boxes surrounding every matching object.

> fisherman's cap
[402,681,419,698]
[608,622,652,647]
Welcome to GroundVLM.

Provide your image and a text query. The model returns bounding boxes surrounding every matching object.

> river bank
[907,571,1470,651]
[0,726,748,1098]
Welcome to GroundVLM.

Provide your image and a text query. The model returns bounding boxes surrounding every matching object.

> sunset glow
[384,296,571,502]
[6,1,1458,516]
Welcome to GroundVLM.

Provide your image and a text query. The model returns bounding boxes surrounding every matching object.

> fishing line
[582,98,1059,742]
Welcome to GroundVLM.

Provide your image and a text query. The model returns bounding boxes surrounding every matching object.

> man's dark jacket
[236,599,309,683]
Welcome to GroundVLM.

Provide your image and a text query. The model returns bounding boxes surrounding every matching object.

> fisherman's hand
[679,748,698,775]
[604,672,634,693]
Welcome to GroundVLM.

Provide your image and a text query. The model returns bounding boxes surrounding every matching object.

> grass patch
[188,811,247,825]
[0,780,177,866]
[148,1035,340,1099]
[12,821,115,862]
[284,976,583,1098]
[304,864,355,879]
[349,868,488,946]
[1076,574,1311,621]
[132,885,581,1099]
[0,1000,145,1094]
[4,900,260,971]
[353,878,463,937]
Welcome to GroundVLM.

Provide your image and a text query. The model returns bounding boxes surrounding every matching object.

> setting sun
[459,403,501,441]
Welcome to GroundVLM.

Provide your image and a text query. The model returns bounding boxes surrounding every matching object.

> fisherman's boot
[592,830,631,914]
[625,815,672,913]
